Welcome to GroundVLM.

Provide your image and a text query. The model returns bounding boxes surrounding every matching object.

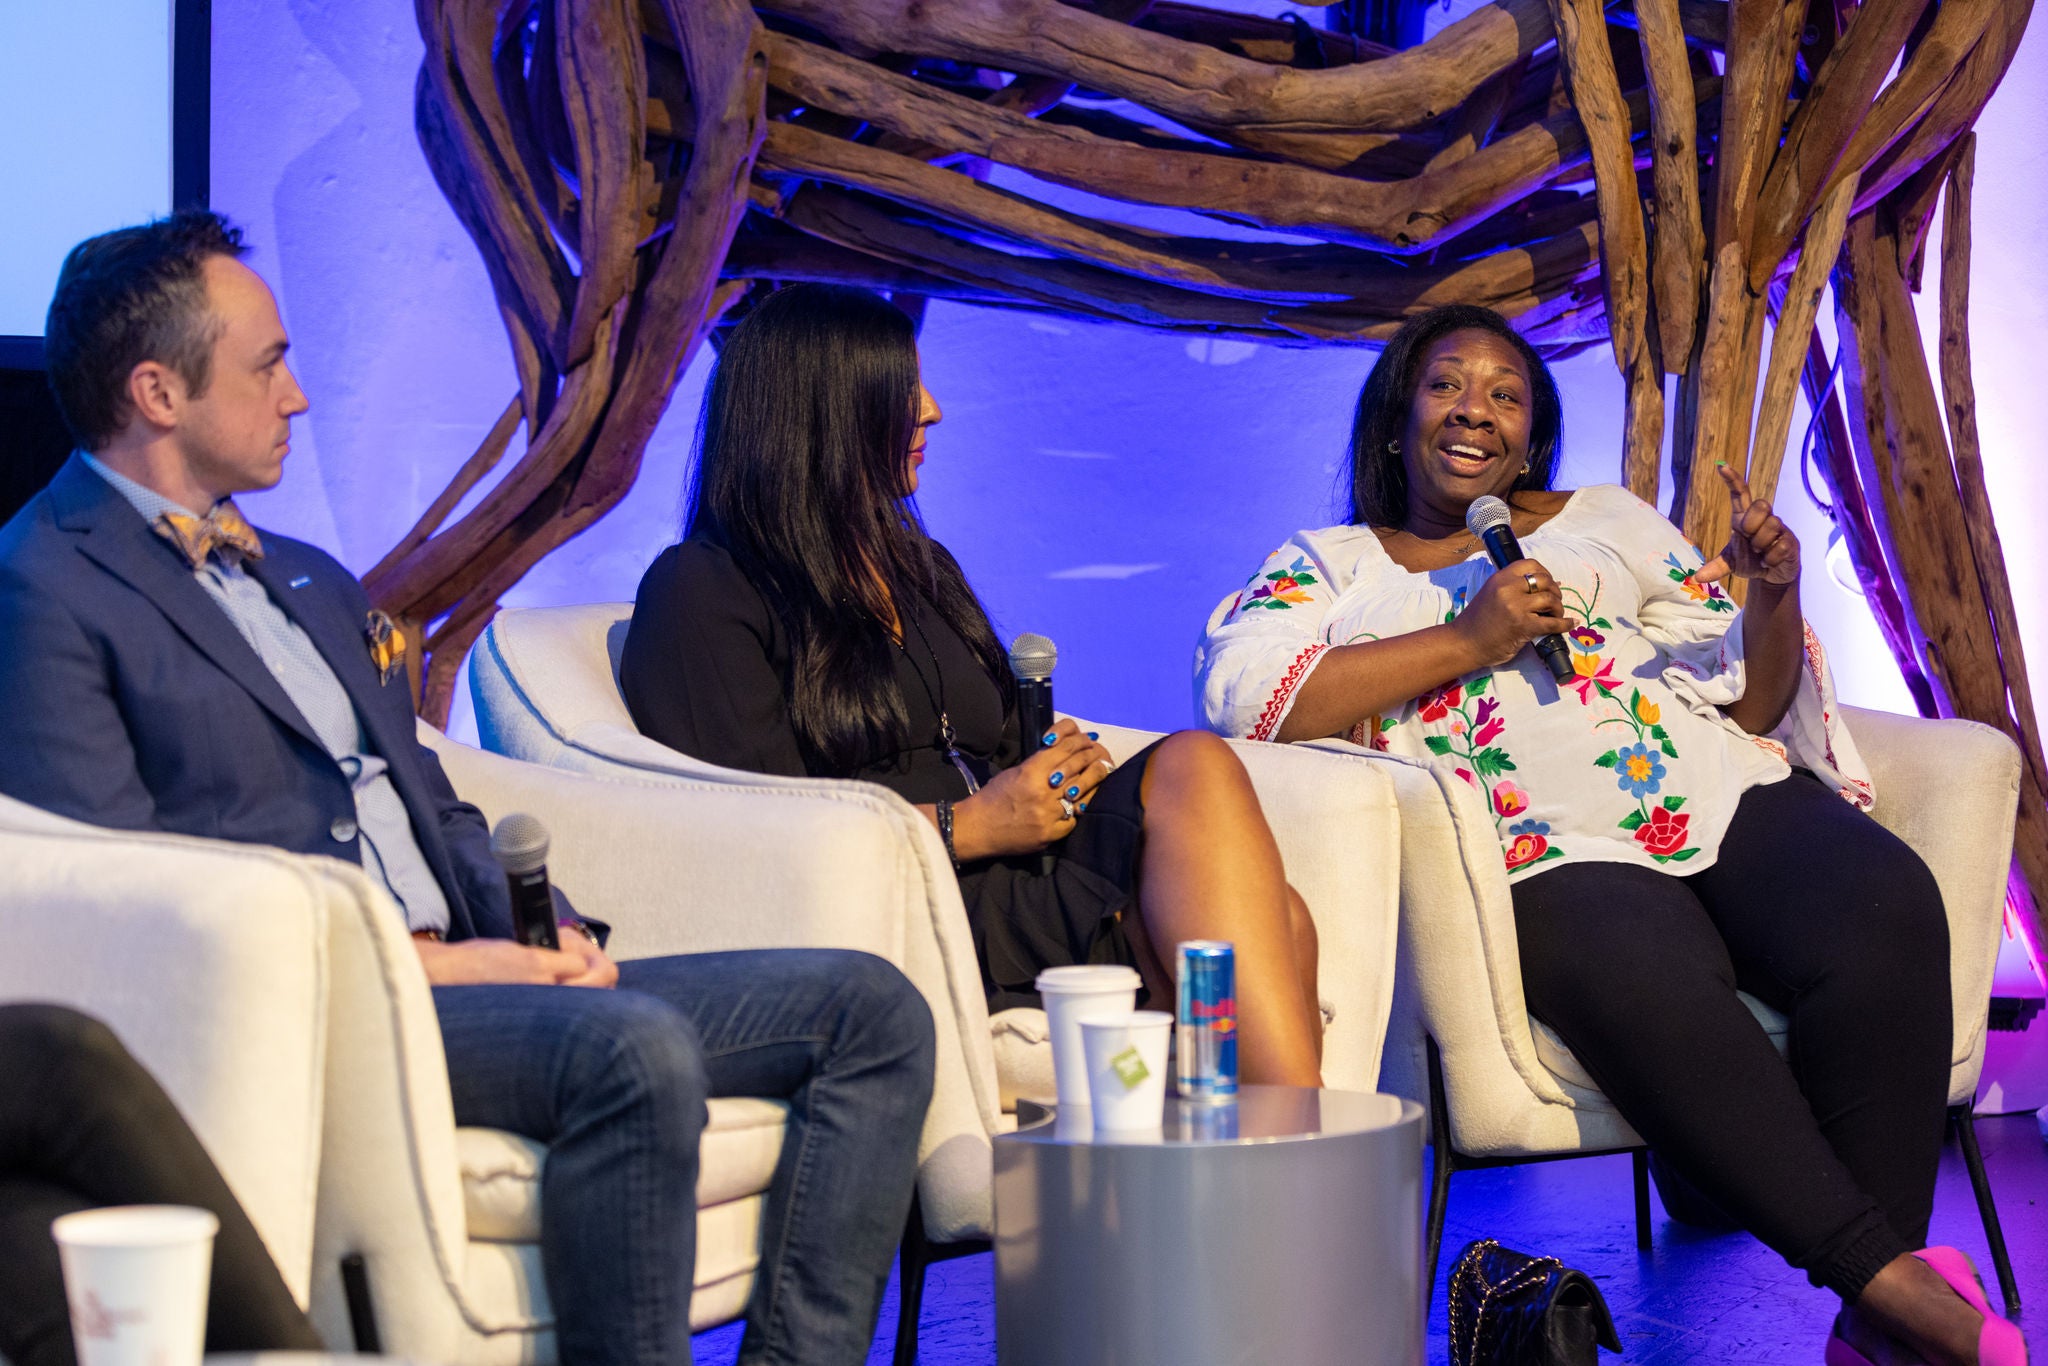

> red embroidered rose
[1633,807,1691,858]
[1504,832,1550,871]
[1418,684,1463,722]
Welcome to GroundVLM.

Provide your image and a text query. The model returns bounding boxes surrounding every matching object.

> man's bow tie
[153,504,265,568]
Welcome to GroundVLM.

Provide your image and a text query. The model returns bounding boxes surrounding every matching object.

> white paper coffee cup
[1036,964,1141,1107]
[53,1205,218,1366]
[1081,1010,1173,1132]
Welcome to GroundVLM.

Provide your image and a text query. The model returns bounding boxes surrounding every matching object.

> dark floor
[693,1113,2047,1364]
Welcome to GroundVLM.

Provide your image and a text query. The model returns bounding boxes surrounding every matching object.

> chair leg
[1425,1037,1456,1306]
[1631,1149,1652,1253]
[340,1254,381,1353]
[1951,1104,2020,1319]
[892,1196,930,1366]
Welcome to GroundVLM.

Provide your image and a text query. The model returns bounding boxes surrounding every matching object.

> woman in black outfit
[0,1003,322,1366]
[621,283,1323,1085]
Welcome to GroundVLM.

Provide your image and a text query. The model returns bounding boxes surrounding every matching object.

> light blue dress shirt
[81,454,451,934]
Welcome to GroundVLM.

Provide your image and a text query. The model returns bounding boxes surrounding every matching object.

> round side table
[993,1085,1424,1366]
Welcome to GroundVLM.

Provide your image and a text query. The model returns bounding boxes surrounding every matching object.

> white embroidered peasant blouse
[1196,484,1873,878]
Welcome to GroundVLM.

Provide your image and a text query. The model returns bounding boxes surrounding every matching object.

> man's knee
[562,992,710,1147]
[833,953,937,1080]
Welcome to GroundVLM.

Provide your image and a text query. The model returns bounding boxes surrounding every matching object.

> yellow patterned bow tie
[153,503,265,568]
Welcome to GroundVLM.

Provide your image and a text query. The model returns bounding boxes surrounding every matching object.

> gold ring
[1524,573,1540,593]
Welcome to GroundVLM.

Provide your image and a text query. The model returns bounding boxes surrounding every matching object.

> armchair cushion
[456,1098,789,1244]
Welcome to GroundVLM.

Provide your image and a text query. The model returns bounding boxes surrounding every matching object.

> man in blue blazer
[0,212,935,1366]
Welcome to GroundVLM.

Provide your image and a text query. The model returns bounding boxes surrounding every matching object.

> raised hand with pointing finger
[1698,462,1800,588]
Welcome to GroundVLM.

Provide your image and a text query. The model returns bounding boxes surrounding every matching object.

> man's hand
[415,936,616,988]
[555,925,619,988]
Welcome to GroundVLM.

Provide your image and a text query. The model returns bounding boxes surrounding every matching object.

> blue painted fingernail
[1066,785,1081,800]
[1087,731,1099,740]
[1048,771,1065,787]
[1042,730,1058,745]
[1078,801,1089,813]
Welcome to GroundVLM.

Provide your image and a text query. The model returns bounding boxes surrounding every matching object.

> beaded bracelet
[935,798,961,870]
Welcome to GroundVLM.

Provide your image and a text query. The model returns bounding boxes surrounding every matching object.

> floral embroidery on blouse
[1238,554,1321,613]
[1665,551,1734,613]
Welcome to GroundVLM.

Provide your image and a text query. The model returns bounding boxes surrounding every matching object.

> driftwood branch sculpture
[392,0,2045,962]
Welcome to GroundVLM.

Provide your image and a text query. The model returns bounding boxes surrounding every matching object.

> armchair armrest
[0,796,331,1308]
[1843,705,2021,1084]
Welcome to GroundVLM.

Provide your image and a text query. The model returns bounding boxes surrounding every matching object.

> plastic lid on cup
[51,1206,220,1248]
[1035,964,1142,993]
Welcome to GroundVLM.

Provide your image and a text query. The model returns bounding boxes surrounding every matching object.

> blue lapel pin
[289,575,311,589]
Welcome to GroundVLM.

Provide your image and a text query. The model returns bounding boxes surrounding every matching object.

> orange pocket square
[365,610,408,686]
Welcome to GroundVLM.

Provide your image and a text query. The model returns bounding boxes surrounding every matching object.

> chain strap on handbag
[1447,1239,1623,1366]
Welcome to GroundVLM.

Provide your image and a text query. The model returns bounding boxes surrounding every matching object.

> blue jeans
[433,949,935,1366]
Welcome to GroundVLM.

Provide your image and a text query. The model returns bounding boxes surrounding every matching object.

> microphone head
[1008,633,1057,682]
[1465,495,1513,538]
[489,812,551,875]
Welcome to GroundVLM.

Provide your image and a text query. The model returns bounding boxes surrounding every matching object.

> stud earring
[1520,461,1531,474]
[1387,440,1401,454]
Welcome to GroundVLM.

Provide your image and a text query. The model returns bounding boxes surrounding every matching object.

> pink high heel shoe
[1913,1247,2028,1366]
[1823,1320,1876,1366]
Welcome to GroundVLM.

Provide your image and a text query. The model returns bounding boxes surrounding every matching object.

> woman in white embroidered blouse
[1197,306,2004,1366]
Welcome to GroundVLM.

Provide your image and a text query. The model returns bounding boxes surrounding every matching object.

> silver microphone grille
[1465,495,1513,537]
[1007,633,1057,682]
[489,812,551,875]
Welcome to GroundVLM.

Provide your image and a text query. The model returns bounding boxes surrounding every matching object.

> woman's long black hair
[1347,304,1565,527]
[685,283,1013,775]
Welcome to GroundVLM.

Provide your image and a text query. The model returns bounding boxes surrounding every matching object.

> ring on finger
[1523,572,1540,593]
[1059,797,1078,821]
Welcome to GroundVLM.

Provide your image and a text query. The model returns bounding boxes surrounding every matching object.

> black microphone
[1466,495,1575,684]
[1008,633,1059,875]
[490,812,560,950]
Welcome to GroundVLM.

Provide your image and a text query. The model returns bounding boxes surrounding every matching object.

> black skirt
[960,739,1160,1012]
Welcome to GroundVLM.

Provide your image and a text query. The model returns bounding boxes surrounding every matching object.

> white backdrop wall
[213,0,2046,740]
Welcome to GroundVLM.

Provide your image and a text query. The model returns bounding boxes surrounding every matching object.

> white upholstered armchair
[1353,706,2024,1311]
[0,731,947,1362]
[466,601,1406,1362]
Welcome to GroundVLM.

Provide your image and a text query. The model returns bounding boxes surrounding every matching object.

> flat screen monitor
[0,0,208,368]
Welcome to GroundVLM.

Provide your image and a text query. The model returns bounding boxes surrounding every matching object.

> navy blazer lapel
[50,459,326,755]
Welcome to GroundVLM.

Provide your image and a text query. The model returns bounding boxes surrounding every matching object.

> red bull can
[1175,940,1238,1099]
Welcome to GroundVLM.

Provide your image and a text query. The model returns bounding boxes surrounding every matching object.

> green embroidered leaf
[1471,748,1515,778]
[1596,679,1620,695]
[1595,617,1612,629]
[1424,735,1453,756]
[1659,739,1679,759]
[1618,811,1646,832]
[1650,724,1669,740]
[1536,846,1565,864]
[1668,847,1701,861]
[1466,675,1491,697]
[1628,687,1644,714]
[1663,795,1686,811]
[1594,750,1619,769]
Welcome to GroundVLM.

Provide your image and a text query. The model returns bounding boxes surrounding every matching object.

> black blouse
[619,537,1020,803]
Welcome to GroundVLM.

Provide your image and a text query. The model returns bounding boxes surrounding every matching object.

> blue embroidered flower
[1507,818,1551,838]
[1613,743,1666,798]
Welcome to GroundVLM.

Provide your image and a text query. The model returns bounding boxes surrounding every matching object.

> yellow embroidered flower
[1634,694,1661,726]
[1573,651,1602,679]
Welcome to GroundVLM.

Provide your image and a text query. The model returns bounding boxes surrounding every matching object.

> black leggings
[1511,771,1952,1302]
[0,1005,322,1366]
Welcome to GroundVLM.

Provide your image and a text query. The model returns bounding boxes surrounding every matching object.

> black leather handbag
[1447,1239,1623,1366]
